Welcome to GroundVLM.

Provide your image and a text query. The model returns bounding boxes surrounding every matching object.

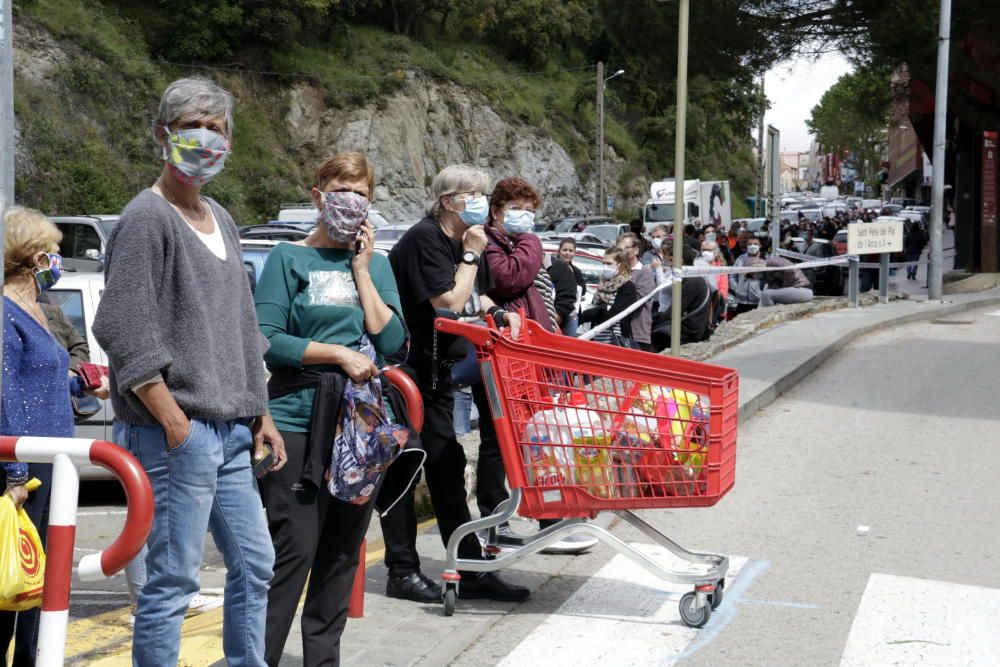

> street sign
[847,220,903,254]
[607,195,614,212]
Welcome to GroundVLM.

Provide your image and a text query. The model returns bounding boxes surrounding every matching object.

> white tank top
[187,207,227,261]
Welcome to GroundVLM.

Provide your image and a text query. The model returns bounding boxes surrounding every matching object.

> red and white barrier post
[0,436,154,667]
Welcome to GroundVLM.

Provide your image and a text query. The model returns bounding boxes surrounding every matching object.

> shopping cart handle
[434,317,496,346]
[383,367,424,432]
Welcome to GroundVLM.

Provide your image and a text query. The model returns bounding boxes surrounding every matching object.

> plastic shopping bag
[0,481,46,611]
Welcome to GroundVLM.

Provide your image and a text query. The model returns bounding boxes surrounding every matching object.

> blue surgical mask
[705,232,717,243]
[502,209,535,236]
[34,253,63,291]
[162,126,230,186]
[601,266,618,279]
[651,237,663,250]
[457,195,488,226]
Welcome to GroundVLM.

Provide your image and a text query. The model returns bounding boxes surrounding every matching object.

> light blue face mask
[501,209,535,236]
[457,195,489,226]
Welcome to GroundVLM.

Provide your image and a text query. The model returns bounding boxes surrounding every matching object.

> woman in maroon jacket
[481,177,554,332]
[474,177,595,554]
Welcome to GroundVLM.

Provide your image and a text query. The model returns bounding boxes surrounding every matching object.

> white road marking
[840,573,1000,667]
[986,309,1000,317]
[497,544,747,667]
[76,510,128,516]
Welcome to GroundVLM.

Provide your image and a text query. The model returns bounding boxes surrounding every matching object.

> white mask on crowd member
[702,251,715,262]
[747,244,761,256]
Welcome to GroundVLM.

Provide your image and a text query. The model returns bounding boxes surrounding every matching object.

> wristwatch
[461,251,480,266]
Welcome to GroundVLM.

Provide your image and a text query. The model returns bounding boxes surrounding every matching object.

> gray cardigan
[93,189,268,426]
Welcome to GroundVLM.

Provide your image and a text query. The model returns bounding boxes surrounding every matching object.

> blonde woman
[579,247,638,347]
[1,207,100,665]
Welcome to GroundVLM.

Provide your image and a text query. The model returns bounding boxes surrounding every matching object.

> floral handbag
[328,334,411,505]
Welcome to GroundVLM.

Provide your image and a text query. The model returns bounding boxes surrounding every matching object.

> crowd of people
[1,76,927,667]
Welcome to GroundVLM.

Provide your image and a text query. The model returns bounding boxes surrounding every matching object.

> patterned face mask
[162,127,230,186]
[318,191,370,243]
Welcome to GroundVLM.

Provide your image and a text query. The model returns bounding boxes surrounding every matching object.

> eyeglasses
[451,191,486,201]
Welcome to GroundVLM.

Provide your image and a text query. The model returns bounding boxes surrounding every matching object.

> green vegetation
[13,0,774,222]
[807,67,893,185]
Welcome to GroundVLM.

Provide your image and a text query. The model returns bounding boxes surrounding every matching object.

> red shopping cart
[434,316,738,628]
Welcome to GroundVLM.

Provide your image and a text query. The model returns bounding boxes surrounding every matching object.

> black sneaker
[386,572,443,603]
[458,572,530,602]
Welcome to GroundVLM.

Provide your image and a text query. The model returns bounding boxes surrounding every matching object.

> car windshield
[374,227,411,241]
[645,203,674,222]
[586,225,621,245]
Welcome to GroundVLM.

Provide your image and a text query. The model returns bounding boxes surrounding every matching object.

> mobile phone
[252,445,275,478]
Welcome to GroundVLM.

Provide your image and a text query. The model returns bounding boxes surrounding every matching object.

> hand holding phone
[252,444,275,478]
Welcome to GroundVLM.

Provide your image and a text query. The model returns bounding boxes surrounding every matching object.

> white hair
[426,164,490,218]
[156,77,234,137]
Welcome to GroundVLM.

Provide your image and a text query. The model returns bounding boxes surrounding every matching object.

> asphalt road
[457,302,1000,666]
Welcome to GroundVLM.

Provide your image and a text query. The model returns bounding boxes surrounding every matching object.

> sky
[763,51,854,154]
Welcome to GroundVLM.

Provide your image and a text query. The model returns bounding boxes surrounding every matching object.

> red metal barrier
[0,436,153,666]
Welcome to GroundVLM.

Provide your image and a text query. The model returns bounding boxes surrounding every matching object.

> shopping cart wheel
[443,585,457,617]
[679,591,712,628]
[710,578,725,610]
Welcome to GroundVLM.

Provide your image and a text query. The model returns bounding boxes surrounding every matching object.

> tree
[806,67,892,183]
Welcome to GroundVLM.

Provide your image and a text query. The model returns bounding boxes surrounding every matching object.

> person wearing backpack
[254,153,407,667]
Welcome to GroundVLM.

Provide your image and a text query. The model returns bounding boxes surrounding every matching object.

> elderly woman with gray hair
[93,77,286,666]
[382,164,530,604]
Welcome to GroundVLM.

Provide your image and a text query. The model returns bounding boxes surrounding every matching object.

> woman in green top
[254,153,406,667]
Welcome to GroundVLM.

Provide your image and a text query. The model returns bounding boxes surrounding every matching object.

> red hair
[489,177,542,222]
[314,152,375,197]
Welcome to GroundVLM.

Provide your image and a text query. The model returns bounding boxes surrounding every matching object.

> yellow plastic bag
[0,480,46,611]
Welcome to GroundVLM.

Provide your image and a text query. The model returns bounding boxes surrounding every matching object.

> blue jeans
[121,418,274,667]
[563,316,579,338]
[453,389,472,436]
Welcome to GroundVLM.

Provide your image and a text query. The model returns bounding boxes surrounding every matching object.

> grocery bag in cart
[433,315,739,627]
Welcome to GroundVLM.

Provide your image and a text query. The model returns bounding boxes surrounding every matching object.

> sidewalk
[77,286,1000,666]
[279,287,1000,666]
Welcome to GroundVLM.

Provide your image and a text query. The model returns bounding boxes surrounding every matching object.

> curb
[732,293,1000,424]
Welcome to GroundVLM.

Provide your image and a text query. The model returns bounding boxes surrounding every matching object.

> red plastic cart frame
[0,436,153,667]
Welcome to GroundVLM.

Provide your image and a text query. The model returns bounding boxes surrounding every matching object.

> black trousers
[0,463,52,667]
[380,365,482,577]
[472,381,508,519]
[260,431,374,667]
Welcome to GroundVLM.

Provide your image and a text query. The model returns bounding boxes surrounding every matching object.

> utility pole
[0,0,15,408]
[596,61,604,215]
[670,0,689,356]
[755,76,765,217]
[928,0,951,301]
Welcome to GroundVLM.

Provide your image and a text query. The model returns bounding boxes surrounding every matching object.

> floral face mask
[318,190,370,243]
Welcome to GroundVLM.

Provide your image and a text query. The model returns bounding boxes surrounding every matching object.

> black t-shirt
[388,217,493,359]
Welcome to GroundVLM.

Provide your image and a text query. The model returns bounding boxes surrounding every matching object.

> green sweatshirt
[254,242,405,432]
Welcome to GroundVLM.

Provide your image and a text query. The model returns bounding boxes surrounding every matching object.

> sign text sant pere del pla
[847,220,904,255]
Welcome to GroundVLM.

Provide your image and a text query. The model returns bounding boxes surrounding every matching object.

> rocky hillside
[284,75,625,224]
[11,3,629,226]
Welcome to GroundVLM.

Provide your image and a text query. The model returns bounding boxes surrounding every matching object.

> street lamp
[596,64,625,215]
[670,0,689,355]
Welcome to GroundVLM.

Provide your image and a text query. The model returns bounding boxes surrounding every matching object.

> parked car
[240,239,281,292]
[584,223,630,247]
[552,215,615,234]
[797,208,823,223]
[51,215,120,271]
[374,223,417,244]
[538,232,612,252]
[239,224,310,241]
[833,229,848,256]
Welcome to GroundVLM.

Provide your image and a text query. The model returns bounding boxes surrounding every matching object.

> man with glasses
[617,232,656,351]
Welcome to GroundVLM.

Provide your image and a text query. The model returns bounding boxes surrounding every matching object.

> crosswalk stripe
[840,573,1000,667]
[497,544,749,667]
